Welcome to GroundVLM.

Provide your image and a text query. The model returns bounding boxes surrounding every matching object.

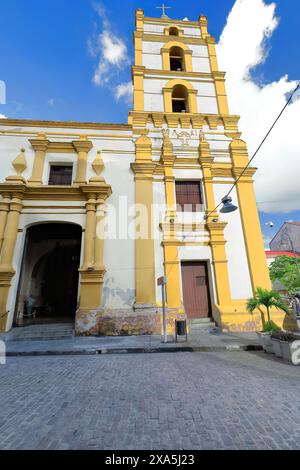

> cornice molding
[29,139,50,152]
[129,111,240,130]
[141,33,208,45]
[131,162,157,175]
[0,118,132,131]
[143,17,200,26]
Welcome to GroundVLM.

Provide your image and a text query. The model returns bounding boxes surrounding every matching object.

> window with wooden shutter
[175,181,202,212]
[48,165,73,186]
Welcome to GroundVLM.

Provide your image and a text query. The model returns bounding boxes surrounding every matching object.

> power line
[204,83,300,222]
[96,85,300,281]
[165,83,300,280]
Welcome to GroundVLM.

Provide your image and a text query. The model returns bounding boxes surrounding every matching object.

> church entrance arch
[14,223,82,326]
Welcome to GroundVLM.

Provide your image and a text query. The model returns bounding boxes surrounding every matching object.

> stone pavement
[1,326,261,355]
[1,351,300,450]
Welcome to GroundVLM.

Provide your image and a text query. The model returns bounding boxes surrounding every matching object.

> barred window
[175,181,202,212]
[48,165,73,186]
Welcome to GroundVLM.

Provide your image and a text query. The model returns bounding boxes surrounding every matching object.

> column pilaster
[72,138,93,184]
[199,136,232,307]
[28,134,49,185]
[0,186,25,332]
[94,197,106,271]
[230,139,271,292]
[81,193,96,270]
[199,15,209,39]
[78,183,112,313]
[132,66,145,112]
[207,222,232,306]
[206,37,218,72]
[198,135,218,222]
[134,31,143,66]
[160,136,181,308]
[131,135,156,306]
[0,192,11,254]
[212,71,229,115]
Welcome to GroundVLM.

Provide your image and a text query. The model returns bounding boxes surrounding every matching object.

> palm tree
[246,287,290,328]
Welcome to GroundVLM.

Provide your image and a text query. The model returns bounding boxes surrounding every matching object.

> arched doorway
[14,223,82,326]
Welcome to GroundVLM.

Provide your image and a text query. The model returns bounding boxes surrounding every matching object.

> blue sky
[0,0,299,245]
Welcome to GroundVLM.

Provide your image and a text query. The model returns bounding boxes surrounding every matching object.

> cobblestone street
[1,351,300,450]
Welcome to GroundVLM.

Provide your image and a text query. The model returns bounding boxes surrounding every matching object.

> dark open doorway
[14,223,82,326]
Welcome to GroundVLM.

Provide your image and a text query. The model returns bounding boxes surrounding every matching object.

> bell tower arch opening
[14,223,82,326]
[172,84,189,113]
[169,26,179,36]
[169,46,185,71]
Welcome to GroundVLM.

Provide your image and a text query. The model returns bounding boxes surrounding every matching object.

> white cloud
[114,81,133,104]
[0,114,7,119]
[90,4,129,86]
[217,0,300,214]
[47,98,55,106]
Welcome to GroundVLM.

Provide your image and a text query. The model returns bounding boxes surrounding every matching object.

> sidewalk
[1,328,262,356]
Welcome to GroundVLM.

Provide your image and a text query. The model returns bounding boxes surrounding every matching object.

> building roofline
[265,251,300,258]
[0,118,132,131]
[269,222,286,246]
[269,221,300,247]
[143,16,200,27]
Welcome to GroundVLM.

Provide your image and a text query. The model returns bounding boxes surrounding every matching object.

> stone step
[7,323,75,341]
[189,318,214,325]
[12,334,74,342]
[188,318,215,332]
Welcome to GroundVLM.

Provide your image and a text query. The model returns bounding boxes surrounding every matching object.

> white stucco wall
[144,93,165,113]
[143,21,201,38]
[142,41,165,55]
[197,96,219,114]
[182,26,201,38]
[0,127,136,330]
[142,41,211,75]
[144,76,218,113]
[213,184,252,300]
[143,53,162,70]
[42,152,77,185]
[143,23,165,35]
[0,134,35,181]
[101,153,136,310]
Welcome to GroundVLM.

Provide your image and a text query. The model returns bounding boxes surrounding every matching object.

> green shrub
[271,331,299,342]
[263,320,281,332]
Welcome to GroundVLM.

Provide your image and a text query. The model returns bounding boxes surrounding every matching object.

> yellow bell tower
[129,8,231,126]
[129,8,284,332]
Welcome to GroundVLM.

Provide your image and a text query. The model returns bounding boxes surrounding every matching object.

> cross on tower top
[156,3,171,18]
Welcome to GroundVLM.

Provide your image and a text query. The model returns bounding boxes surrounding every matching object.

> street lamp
[219,196,238,214]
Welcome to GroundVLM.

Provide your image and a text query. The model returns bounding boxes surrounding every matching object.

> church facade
[0,10,284,335]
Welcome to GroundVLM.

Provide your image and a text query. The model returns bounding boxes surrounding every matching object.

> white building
[0,10,281,335]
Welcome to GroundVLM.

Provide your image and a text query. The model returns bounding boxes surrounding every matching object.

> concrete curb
[6,344,262,356]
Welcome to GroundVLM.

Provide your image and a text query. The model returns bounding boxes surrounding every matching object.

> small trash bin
[175,320,187,342]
